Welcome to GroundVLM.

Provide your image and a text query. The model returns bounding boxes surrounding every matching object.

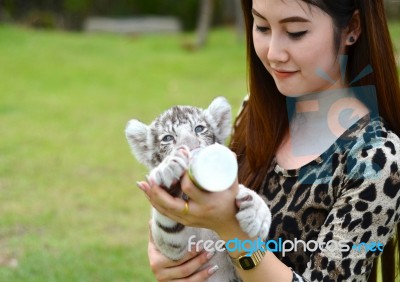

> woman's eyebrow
[279,16,310,24]
[251,8,310,24]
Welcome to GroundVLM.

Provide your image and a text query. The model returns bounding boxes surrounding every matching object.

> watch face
[239,256,256,270]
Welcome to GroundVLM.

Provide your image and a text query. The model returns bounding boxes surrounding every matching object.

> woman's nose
[267,35,289,63]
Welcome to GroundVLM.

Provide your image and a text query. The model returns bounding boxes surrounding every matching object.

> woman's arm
[137,184,221,282]
[140,175,295,282]
[216,215,294,282]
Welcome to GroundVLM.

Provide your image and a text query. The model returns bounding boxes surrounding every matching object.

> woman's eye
[255,25,270,33]
[162,135,174,142]
[287,31,308,39]
[194,125,206,134]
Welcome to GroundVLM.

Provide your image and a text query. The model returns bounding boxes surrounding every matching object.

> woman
[138,0,400,281]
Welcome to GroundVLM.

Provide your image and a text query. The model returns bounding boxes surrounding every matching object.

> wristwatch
[229,249,266,270]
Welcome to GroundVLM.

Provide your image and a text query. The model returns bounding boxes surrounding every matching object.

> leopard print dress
[256,114,400,282]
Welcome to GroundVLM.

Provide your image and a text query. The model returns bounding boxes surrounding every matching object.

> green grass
[389,21,400,70]
[0,22,399,282]
[0,24,246,281]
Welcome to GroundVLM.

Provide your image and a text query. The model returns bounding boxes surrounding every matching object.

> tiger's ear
[203,96,232,143]
[125,119,152,166]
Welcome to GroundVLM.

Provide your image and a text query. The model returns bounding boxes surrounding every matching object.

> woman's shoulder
[346,115,400,156]
[341,114,400,181]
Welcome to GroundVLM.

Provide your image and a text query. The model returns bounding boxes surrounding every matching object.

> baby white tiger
[125,97,271,281]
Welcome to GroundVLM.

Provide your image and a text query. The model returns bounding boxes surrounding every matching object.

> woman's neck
[290,87,368,129]
[284,87,370,161]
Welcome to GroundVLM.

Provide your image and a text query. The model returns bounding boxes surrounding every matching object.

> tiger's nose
[177,136,200,151]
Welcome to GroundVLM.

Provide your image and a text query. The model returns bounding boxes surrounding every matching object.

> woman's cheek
[253,34,270,69]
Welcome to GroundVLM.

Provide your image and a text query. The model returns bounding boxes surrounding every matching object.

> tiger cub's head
[125,96,232,169]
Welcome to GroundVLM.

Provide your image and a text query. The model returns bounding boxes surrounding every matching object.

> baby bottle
[188,143,238,192]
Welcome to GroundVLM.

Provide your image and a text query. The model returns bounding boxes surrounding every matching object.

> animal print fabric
[255,114,400,281]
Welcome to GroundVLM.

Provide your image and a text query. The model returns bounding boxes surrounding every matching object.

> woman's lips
[273,69,298,79]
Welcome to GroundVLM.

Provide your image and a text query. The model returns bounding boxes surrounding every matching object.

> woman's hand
[137,171,239,235]
[147,222,219,282]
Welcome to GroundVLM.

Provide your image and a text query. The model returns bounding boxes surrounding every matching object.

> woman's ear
[344,10,362,46]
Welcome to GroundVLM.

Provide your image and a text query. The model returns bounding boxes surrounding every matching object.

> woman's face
[252,0,347,96]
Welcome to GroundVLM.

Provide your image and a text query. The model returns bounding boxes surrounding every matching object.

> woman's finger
[180,173,209,204]
[144,179,183,211]
[139,177,214,227]
[143,180,195,223]
[155,250,217,281]
[173,264,219,282]
[136,181,150,200]
[148,235,214,280]
[148,238,197,268]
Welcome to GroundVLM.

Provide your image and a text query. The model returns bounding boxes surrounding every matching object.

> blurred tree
[2,0,63,28]
[1,0,398,31]
[384,0,400,19]
[195,0,243,49]
[196,0,214,48]
[63,0,92,30]
[0,0,244,32]
[233,0,244,40]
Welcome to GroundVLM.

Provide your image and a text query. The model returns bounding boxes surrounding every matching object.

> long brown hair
[230,0,400,281]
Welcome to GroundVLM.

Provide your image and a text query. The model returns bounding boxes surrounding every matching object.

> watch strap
[230,248,266,270]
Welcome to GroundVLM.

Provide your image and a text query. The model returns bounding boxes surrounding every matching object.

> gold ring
[182,201,189,215]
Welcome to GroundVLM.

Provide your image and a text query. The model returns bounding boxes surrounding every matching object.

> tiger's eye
[195,125,205,134]
[162,135,174,142]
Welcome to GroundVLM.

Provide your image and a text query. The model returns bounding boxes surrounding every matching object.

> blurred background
[0,1,399,281]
